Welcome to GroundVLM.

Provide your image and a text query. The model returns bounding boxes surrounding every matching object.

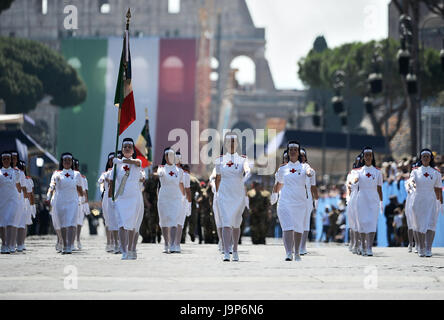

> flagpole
[112,8,131,201]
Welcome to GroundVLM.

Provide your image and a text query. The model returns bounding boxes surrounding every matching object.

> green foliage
[298,38,442,101]
[0,0,14,14]
[0,37,87,114]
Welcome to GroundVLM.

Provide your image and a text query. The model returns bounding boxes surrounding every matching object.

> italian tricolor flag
[114,30,136,135]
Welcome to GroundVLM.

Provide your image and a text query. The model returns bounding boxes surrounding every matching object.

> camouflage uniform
[181,174,201,243]
[247,187,271,244]
[140,173,160,243]
[197,184,218,244]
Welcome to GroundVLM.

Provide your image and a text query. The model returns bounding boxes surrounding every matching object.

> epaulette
[26,176,31,179]
[241,155,247,158]
[433,167,440,172]
[159,165,164,167]
[81,174,86,178]
[56,170,62,172]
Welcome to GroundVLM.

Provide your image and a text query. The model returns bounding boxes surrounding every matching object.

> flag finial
[145,107,149,120]
[126,8,131,22]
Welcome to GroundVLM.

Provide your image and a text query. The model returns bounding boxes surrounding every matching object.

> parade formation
[1,135,443,261]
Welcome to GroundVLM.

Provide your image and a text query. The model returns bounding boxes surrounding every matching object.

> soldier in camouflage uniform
[197,181,218,244]
[139,167,161,243]
[247,182,271,244]
[181,173,201,243]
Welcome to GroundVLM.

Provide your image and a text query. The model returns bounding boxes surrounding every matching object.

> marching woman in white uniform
[98,152,120,253]
[409,149,443,257]
[110,138,144,260]
[346,156,362,254]
[0,152,21,254]
[300,148,318,255]
[16,162,36,252]
[129,165,146,259]
[352,147,383,257]
[74,159,90,251]
[209,167,223,252]
[270,141,314,261]
[215,132,251,262]
[46,153,84,254]
[404,172,417,253]
[156,148,185,254]
[172,153,191,254]
[8,151,26,253]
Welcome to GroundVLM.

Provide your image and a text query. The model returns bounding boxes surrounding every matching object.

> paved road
[1,235,444,300]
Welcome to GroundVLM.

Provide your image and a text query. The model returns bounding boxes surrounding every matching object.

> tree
[0,0,15,15]
[390,0,444,156]
[0,37,87,114]
[298,38,442,155]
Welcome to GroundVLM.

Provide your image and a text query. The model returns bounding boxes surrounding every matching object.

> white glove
[214,192,218,200]
[245,196,250,210]
[186,201,192,217]
[31,205,36,218]
[113,158,122,165]
[270,192,278,205]
[379,201,384,215]
[306,168,314,177]
[314,199,318,210]
[84,203,90,215]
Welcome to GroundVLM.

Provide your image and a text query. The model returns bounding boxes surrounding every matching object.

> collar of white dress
[288,160,300,166]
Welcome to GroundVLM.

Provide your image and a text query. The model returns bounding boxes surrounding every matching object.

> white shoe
[408,245,412,253]
[361,248,367,256]
[127,251,137,260]
[232,252,239,261]
[113,245,120,254]
[16,244,24,252]
[1,245,9,254]
[414,247,418,254]
[223,253,230,261]
[300,248,307,255]
[285,253,293,261]
[77,241,82,250]
[121,252,128,260]
[218,241,222,252]
[419,249,426,257]
[366,248,373,256]
[163,246,170,254]
[175,245,181,253]
[352,247,358,254]
[63,247,72,254]
[106,244,113,252]
[9,246,16,253]
[425,250,432,257]
[294,254,302,261]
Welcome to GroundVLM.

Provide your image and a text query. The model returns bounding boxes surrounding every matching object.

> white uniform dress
[275,161,311,233]
[50,169,83,228]
[12,169,27,228]
[346,169,360,232]
[77,174,88,226]
[209,168,221,228]
[98,169,119,231]
[177,169,190,227]
[355,165,383,233]
[215,152,250,228]
[18,176,34,227]
[410,166,442,233]
[304,168,316,231]
[0,167,21,227]
[157,164,183,228]
[404,176,415,230]
[48,171,60,230]
[110,158,144,230]
[135,169,146,232]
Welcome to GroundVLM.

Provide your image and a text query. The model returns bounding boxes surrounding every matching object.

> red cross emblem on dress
[366,172,372,178]
[65,173,70,178]
[290,168,296,174]
[226,161,234,167]
[3,172,8,177]
[169,171,175,176]
[424,172,430,178]
[123,165,130,172]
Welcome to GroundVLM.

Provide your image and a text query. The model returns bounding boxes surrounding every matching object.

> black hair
[353,155,363,169]
[182,164,190,173]
[19,160,28,176]
[73,158,80,171]
[59,152,74,170]
[161,147,174,165]
[105,152,115,171]
[10,150,20,167]
[121,138,137,159]
[117,150,123,159]
[221,131,240,155]
[418,148,436,168]
[361,146,376,167]
[286,140,302,162]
